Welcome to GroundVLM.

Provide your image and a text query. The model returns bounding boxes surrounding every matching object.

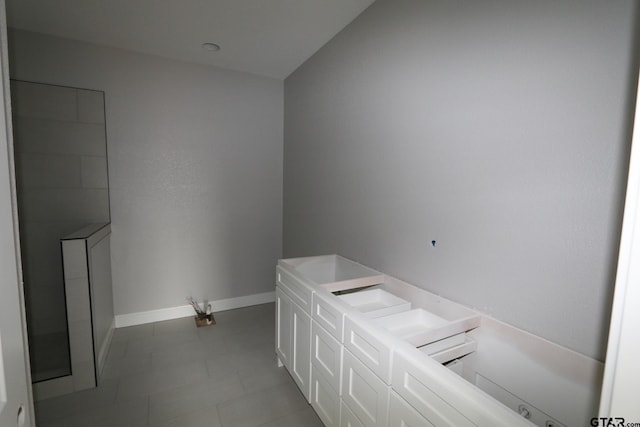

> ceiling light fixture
[201,42,221,52]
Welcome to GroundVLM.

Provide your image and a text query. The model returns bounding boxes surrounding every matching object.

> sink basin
[337,288,411,318]
[279,254,383,292]
[375,308,480,347]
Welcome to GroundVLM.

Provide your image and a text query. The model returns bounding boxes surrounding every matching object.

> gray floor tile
[126,330,200,357]
[151,340,211,369]
[154,316,197,336]
[35,378,118,421]
[117,360,209,400]
[217,382,309,427]
[259,406,324,427]
[238,363,294,394]
[147,405,221,427]
[68,395,149,427]
[111,323,154,342]
[148,374,243,424]
[101,352,152,380]
[33,303,319,427]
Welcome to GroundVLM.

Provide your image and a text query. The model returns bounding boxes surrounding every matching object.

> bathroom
[0,0,639,426]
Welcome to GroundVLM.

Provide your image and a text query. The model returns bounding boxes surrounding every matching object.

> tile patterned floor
[35,303,323,427]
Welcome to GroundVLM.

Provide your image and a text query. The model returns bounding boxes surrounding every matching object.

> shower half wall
[10,80,112,395]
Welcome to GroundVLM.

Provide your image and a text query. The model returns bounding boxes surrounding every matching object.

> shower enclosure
[11,80,113,397]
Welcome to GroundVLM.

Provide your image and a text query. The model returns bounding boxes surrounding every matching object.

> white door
[599,69,640,420]
[0,0,34,425]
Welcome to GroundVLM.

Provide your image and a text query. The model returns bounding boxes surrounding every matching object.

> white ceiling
[5,0,375,79]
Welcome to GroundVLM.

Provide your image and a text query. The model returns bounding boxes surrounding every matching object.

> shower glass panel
[10,80,110,383]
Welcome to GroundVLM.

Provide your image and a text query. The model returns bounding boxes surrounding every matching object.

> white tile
[28,309,68,336]
[77,89,105,124]
[13,81,77,121]
[81,156,109,189]
[23,188,110,222]
[65,277,91,322]
[68,320,94,364]
[71,361,97,391]
[62,241,87,279]
[74,122,107,156]
[16,153,82,189]
[14,118,106,156]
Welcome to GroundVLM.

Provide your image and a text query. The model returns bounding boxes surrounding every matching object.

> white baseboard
[114,291,275,328]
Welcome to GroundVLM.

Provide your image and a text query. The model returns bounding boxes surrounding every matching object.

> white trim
[114,291,276,328]
[96,318,115,380]
[599,69,640,418]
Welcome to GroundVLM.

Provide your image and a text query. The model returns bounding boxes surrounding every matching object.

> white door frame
[0,0,35,425]
[599,69,640,420]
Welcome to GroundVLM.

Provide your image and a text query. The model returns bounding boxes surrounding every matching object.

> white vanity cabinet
[311,320,343,393]
[341,348,390,426]
[311,361,342,426]
[388,391,435,427]
[275,267,315,401]
[276,255,602,427]
[275,287,312,400]
[275,286,293,368]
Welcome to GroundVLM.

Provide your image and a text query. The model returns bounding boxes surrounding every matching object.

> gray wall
[284,0,639,360]
[9,29,283,316]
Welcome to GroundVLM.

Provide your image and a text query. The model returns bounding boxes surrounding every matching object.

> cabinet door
[311,320,343,394]
[312,291,345,342]
[389,391,434,427]
[344,315,393,384]
[342,349,390,427]
[341,401,365,427]
[311,367,341,427]
[276,287,292,368]
[277,266,313,314]
[291,301,312,401]
[391,348,477,427]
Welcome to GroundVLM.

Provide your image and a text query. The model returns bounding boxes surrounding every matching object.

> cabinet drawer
[391,348,477,427]
[311,368,341,427]
[341,401,365,427]
[277,266,313,315]
[312,291,345,342]
[343,316,393,384]
[311,320,343,394]
[342,349,390,427]
[389,391,434,427]
[391,346,535,427]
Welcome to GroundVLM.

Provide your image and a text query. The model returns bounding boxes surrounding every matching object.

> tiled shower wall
[11,80,109,380]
